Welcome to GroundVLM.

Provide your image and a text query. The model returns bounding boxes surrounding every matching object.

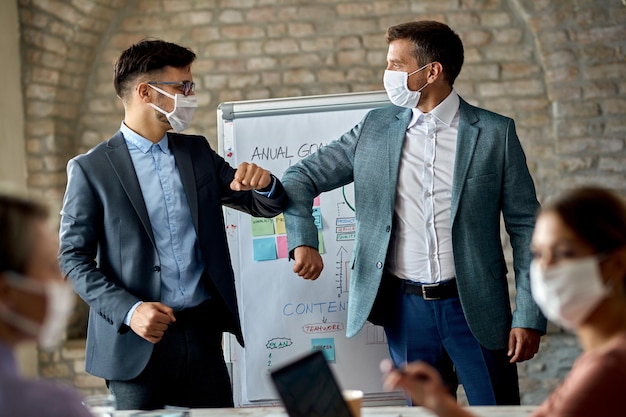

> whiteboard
[217,91,403,407]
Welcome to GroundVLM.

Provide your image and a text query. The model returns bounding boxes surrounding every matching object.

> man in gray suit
[59,39,286,410]
[282,21,546,405]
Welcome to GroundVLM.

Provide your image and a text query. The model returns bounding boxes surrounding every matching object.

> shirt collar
[120,122,169,154]
[407,90,460,129]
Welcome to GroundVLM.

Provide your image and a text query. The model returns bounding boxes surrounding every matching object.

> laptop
[270,350,355,417]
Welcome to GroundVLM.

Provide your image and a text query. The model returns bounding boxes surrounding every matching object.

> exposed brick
[447,11,481,28]
[478,79,545,97]
[555,101,600,118]
[584,63,625,80]
[300,37,335,52]
[280,53,321,68]
[480,12,512,27]
[247,56,278,71]
[410,0,458,13]
[161,0,194,12]
[559,157,594,172]
[483,45,534,62]
[337,3,374,16]
[537,30,571,50]
[337,49,367,66]
[602,98,626,115]
[459,64,500,81]
[228,74,261,89]
[575,25,626,44]
[557,138,623,155]
[283,69,316,85]
[246,7,274,23]
[462,30,492,47]
[500,63,542,79]
[169,10,214,26]
[493,28,523,44]
[288,22,315,38]
[599,157,626,172]
[263,39,299,54]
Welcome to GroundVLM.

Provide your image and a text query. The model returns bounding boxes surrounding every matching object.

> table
[114,405,537,417]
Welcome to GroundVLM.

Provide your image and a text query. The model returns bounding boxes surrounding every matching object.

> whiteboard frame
[217,91,405,407]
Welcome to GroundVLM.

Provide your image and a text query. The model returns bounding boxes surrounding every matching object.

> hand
[129,302,176,344]
[230,162,272,191]
[508,327,542,363]
[293,246,324,280]
[380,359,461,414]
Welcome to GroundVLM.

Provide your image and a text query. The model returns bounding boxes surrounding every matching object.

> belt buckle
[421,283,441,300]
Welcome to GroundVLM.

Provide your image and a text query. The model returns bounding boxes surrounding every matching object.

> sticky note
[253,237,277,261]
[311,337,335,362]
[274,214,286,234]
[251,217,275,236]
[313,195,321,207]
[276,235,289,259]
[312,207,322,230]
[318,230,325,254]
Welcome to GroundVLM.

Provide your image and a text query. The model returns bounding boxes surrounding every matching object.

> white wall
[0,0,27,187]
[0,0,37,378]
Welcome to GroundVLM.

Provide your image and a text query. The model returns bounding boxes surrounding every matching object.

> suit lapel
[105,132,156,247]
[387,108,412,201]
[451,99,480,223]
[169,133,199,232]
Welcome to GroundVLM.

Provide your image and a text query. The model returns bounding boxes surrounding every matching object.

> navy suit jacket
[59,131,286,380]
[282,98,546,350]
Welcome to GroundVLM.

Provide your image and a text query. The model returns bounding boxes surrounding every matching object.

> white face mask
[530,256,608,330]
[383,63,431,108]
[148,84,197,132]
[0,273,76,350]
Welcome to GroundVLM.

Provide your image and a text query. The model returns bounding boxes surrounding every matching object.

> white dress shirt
[386,91,460,284]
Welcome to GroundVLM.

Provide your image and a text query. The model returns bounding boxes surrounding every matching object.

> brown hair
[386,21,464,86]
[542,186,626,254]
[113,38,196,101]
[0,189,49,274]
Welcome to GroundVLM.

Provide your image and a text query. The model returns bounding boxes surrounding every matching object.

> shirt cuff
[123,301,143,326]
[253,174,276,197]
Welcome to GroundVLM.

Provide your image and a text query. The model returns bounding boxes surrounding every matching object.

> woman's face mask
[148,84,197,133]
[0,272,75,350]
[530,255,609,330]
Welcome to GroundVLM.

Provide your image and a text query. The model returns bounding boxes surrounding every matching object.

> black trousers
[108,302,233,410]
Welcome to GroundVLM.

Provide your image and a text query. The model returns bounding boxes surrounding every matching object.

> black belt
[173,300,212,322]
[401,278,458,300]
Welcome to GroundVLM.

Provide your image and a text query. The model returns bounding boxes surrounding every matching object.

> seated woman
[0,188,92,416]
[382,186,626,417]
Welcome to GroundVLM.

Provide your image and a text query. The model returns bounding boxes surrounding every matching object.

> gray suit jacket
[282,98,546,350]
[59,131,286,380]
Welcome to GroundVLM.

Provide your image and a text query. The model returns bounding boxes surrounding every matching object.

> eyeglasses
[147,80,195,96]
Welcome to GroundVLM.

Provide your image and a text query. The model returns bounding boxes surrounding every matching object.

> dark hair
[0,189,49,274]
[386,21,464,86]
[543,187,626,254]
[113,39,196,100]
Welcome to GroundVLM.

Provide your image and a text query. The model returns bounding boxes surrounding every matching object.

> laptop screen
[270,350,354,417]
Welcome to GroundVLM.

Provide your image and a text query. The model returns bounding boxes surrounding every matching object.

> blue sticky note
[311,337,335,362]
[312,207,322,230]
[253,237,277,261]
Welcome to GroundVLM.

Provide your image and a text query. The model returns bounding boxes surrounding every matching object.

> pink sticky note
[276,235,289,259]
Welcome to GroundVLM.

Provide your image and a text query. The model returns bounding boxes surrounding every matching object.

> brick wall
[17,0,626,405]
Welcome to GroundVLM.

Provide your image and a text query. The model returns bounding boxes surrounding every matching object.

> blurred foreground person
[0,188,89,417]
[383,186,626,417]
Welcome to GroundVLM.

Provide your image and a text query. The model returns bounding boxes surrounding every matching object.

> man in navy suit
[59,39,286,410]
[282,21,546,405]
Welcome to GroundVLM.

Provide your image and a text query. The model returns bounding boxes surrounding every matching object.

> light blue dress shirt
[120,123,209,323]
